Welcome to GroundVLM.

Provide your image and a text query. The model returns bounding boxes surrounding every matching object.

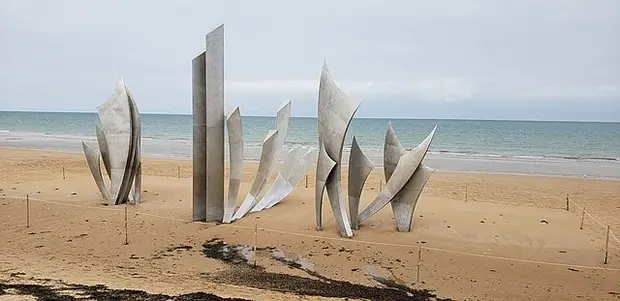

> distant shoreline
[1,110,619,123]
[1,146,618,181]
[2,111,619,179]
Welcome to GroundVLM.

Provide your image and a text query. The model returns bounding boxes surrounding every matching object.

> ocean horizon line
[1,109,618,124]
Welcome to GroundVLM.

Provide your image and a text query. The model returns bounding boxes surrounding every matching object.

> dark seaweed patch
[0,281,250,300]
[166,245,193,252]
[201,238,254,267]
[201,238,454,301]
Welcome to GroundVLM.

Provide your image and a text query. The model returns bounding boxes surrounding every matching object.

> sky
[0,0,619,121]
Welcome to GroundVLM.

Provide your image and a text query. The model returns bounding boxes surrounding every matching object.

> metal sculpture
[223,107,243,223]
[383,124,434,231]
[191,24,300,223]
[231,101,292,220]
[254,101,291,202]
[347,137,375,230]
[357,124,437,230]
[315,63,360,238]
[251,146,318,212]
[82,142,109,201]
[232,130,279,220]
[193,24,225,222]
[95,124,111,177]
[82,79,141,205]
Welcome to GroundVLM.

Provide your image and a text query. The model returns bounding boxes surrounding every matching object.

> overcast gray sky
[1,0,619,121]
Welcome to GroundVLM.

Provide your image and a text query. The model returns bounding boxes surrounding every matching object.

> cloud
[0,0,619,121]
[522,85,620,99]
[227,79,620,103]
[228,78,476,100]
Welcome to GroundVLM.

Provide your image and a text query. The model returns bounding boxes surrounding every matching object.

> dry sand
[1,147,619,300]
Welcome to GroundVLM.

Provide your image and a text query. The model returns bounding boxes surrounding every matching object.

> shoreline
[1,145,618,181]
[2,129,619,162]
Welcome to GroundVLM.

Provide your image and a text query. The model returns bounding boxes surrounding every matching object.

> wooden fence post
[124,205,129,245]
[254,222,258,267]
[580,207,585,230]
[604,225,610,264]
[416,247,422,282]
[26,194,30,228]
[465,186,468,202]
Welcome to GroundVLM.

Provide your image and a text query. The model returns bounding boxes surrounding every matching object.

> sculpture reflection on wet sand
[82,79,142,205]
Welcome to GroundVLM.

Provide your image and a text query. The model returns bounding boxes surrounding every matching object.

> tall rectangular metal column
[205,24,225,222]
[192,52,207,221]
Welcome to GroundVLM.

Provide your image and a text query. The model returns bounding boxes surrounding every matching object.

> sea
[1,111,619,179]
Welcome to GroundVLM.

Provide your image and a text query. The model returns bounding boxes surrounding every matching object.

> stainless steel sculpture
[82,79,141,205]
[231,101,292,220]
[191,24,300,223]
[232,130,279,220]
[193,24,225,222]
[95,124,111,178]
[391,165,434,231]
[315,63,360,238]
[192,52,207,221]
[81,142,109,201]
[128,89,142,203]
[223,107,243,223]
[254,101,291,202]
[249,145,302,212]
[251,146,318,212]
[357,124,437,230]
[383,124,434,231]
[205,24,226,222]
[347,137,375,230]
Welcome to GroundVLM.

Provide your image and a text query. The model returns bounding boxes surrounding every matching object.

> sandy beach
[1,147,619,300]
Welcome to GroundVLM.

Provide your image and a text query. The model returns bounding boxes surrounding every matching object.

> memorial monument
[315,63,360,238]
[315,64,437,236]
[82,79,142,205]
[192,24,312,223]
[354,124,436,232]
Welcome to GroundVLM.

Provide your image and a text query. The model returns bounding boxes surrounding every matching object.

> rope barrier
[3,194,620,272]
[568,197,620,246]
[611,230,620,245]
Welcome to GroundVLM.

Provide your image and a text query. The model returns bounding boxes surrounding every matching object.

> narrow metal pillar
[205,24,225,222]
[192,52,207,221]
